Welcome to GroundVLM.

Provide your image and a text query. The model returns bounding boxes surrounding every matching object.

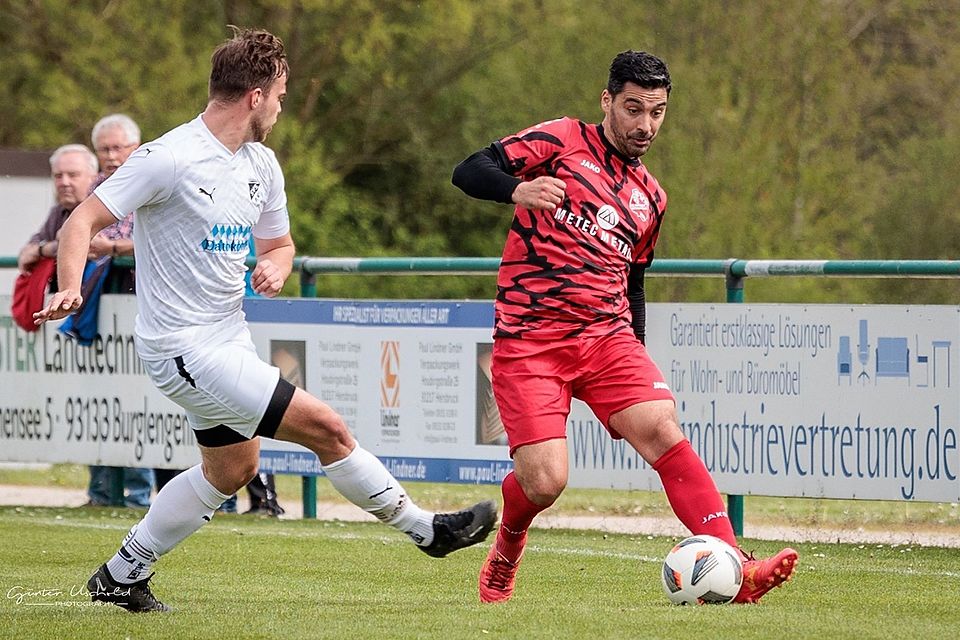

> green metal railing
[8,256,960,278]
[293,257,960,278]
[291,257,960,530]
[4,255,959,528]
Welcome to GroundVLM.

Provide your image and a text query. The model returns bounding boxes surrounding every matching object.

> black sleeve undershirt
[627,263,646,344]
[451,141,522,205]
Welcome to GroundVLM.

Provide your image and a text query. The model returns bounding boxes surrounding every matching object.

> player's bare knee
[616,402,684,461]
[307,417,355,460]
[651,414,683,447]
[224,462,257,494]
[525,483,564,507]
[239,460,258,487]
[638,415,678,445]
[520,470,566,506]
[203,462,256,495]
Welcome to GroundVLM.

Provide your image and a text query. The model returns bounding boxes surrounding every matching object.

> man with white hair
[17,144,98,274]
[92,113,140,177]
[82,113,153,508]
[87,113,141,261]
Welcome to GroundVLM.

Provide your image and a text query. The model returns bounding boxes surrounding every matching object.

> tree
[1,0,956,302]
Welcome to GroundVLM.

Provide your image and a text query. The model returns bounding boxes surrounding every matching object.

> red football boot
[478,533,526,603]
[734,547,799,604]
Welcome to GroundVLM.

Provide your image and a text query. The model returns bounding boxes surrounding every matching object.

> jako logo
[596,205,620,230]
[380,341,400,408]
[701,510,728,524]
[580,159,601,174]
[653,381,670,390]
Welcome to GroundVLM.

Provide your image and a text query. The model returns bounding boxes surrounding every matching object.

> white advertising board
[589,304,959,501]
[1,294,957,502]
[244,299,513,486]
[0,294,200,469]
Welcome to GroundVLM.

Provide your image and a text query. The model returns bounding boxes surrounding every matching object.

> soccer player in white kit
[34,27,495,613]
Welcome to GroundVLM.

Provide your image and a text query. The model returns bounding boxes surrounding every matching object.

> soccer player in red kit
[452,50,797,604]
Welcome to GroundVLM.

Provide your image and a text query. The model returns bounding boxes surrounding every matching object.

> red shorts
[491,332,675,454]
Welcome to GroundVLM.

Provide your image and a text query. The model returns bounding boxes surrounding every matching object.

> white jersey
[95,115,290,361]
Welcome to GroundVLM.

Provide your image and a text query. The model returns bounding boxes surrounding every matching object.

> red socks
[496,471,548,561]
[653,440,737,547]
[497,441,736,559]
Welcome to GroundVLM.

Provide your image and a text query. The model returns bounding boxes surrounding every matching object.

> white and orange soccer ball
[661,535,743,605]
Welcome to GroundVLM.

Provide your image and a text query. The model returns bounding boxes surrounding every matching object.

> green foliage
[1,0,957,301]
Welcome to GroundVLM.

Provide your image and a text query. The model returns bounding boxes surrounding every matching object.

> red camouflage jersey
[495,116,667,339]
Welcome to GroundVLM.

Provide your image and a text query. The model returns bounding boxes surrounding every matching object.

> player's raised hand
[251,259,284,297]
[33,289,83,325]
[511,176,566,211]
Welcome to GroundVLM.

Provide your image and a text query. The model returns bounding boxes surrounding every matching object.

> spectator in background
[89,114,138,288]
[84,114,153,508]
[11,145,98,332]
[16,145,98,276]
[60,115,141,343]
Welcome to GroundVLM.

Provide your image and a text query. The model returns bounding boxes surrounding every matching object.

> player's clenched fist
[251,259,284,297]
[511,176,566,211]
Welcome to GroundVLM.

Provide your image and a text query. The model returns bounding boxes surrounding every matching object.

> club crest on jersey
[596,205,620,231]
[248,180,264,206]
[199,223,253,253]
[629,188,650,222]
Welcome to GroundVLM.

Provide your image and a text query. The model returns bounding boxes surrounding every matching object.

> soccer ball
[661,535,742,605]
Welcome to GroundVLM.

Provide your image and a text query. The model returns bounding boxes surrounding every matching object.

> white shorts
[142,327,294,445]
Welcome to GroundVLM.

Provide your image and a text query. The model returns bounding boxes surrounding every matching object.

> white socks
[105,464,229,584]
[103,448,434,584]
[322,445,436,546]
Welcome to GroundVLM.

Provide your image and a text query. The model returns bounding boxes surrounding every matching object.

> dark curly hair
[607,50,671,96]
[209,26,289,102]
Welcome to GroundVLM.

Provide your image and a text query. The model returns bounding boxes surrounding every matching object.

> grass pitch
[1,505,958,640]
